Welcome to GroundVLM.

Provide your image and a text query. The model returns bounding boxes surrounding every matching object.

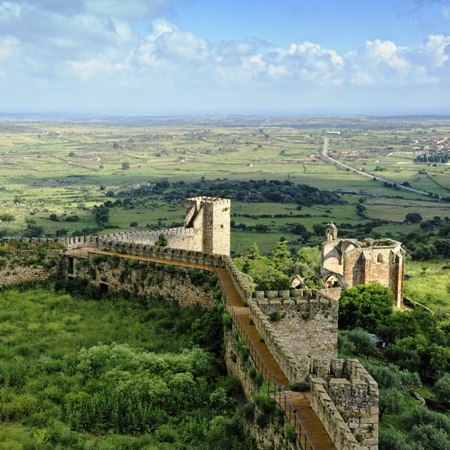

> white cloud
[420,34,450,67]
[134,19,211,70]
[0,1,23,20]
[0,34,19,61]
[346,39,436,86]
[0,0,449,111]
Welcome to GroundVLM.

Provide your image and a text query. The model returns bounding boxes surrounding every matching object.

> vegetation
[338,283,394,331]
[0,116,448,256]
[234,241,321,290]
[338,285,450,449]
[0,115,449,448]
[0,286,256,449]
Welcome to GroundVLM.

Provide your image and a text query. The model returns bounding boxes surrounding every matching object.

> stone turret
[71,197,231,257]
[184,196,231,256]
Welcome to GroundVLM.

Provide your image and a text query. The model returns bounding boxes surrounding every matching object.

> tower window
[377,254,384,264]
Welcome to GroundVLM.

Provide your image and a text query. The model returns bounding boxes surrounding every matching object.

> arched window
[377,254,384,264]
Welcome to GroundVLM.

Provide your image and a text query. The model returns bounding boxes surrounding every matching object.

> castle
[321,223,405,308]
[1,197,392,450]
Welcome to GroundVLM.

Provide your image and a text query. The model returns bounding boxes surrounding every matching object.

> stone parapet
[311,359,378,450]
[310,378,360,450]
[222,256,253,303]
[247,298,303,383]
[95,241,227,268]
[253,289,338,317]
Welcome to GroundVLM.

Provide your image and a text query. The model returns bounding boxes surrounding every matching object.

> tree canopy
[339,282,394,331]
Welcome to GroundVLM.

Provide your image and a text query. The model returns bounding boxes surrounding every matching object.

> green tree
[345,328,376,358]
[270,240,292,271]
[433,374,450,406]
[410,424,450,450]
[379,428,420,450]
[249,243,260,259]
[405,212,423,224]
[0,213,15,222]
[379,387,404,419]
[244,258,290,290]
[339,283,394,331]
[295,246,320,277]
[93,205,109,227]
[377,311,421,345]
[23,223,44,237]
[155,233,168,246]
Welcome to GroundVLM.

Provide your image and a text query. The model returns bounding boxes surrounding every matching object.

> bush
[410,424,450,450]
[433,374,450,406]
[379,427,419,450]
[339,283,394,331]
[155,233,168,247]
[288,381,310,392]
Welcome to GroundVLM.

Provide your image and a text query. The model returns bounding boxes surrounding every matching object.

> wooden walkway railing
[231,306,316,450]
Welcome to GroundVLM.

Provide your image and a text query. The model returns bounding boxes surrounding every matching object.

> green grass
[404,261,450,314]
[0,286,252,449]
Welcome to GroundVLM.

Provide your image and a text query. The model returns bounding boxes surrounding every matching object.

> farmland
[0,114,449,255]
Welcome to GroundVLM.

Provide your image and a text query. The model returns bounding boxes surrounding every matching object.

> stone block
[282,299,295,310]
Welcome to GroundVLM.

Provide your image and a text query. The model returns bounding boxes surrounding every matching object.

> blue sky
[0,0,449,114]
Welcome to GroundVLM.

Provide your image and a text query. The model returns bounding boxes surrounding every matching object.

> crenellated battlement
[1,197,384,450]
[64,197,230,256]
[187,196,231,207]
[310,359,378,450]
[253,289,338,317]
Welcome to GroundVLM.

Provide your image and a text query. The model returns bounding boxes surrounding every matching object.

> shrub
[433,374,450,406]
[284,422,297,443]
[339,283,394,331]
[240,401,255,421]
[288,381,310,392]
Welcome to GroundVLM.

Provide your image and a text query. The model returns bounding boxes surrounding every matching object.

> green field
[0,116,448,256]
[404,261,450,314]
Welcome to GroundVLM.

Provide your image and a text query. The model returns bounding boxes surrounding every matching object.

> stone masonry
[321,224,405,308]
[85,197,231,256]
[253,289,338,382]
[3,199,385,450]
[311,359,379,450]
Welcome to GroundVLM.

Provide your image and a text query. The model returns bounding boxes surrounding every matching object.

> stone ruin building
[321,223,405,308]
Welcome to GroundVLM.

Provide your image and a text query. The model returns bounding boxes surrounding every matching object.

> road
[321,137,432,197]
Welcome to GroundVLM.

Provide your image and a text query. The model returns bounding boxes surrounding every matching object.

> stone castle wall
[100,227,200,251]
[62,251,217,308]
[0,238,63,287]
[0,205,382,450]
[64,196,231,256]
[311,359,378,450]
[252,290,339,382]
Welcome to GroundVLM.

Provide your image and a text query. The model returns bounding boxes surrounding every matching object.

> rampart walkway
[65,247,336,450]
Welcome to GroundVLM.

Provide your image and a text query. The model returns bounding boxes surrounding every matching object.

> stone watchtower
[184,197,231,256]
[321,224,405,308]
